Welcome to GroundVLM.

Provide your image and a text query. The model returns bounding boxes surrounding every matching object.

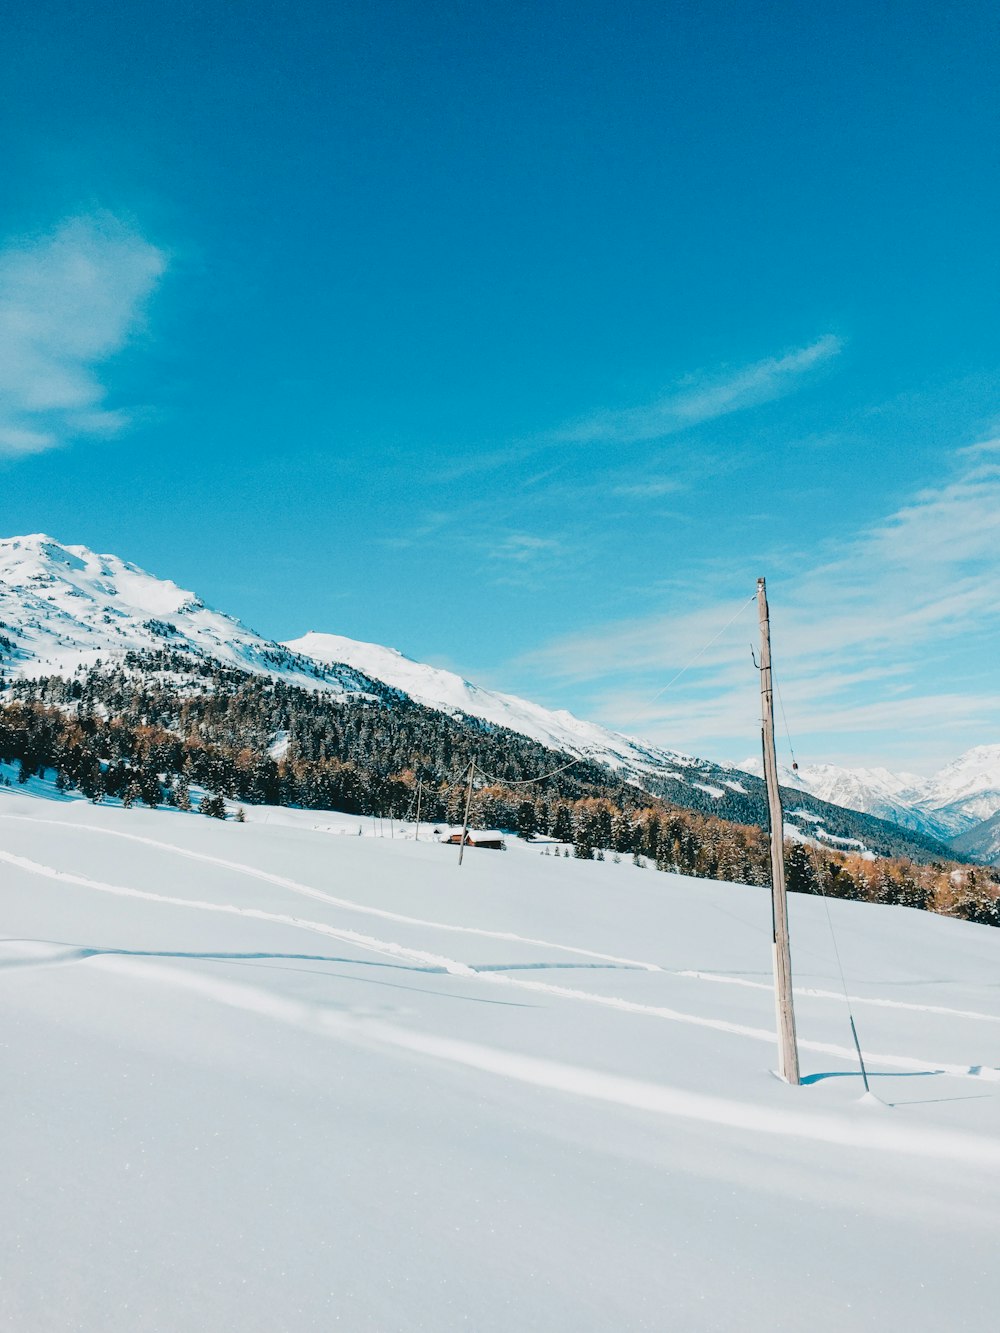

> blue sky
[2,1,999,773]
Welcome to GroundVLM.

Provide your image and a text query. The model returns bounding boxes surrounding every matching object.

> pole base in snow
[768,1068,801,1085]
[856,1090,889,1109]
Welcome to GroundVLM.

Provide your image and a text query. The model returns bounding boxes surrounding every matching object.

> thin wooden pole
[414,779,422,841]
[757,577,801,1086]
[458,758,476,866]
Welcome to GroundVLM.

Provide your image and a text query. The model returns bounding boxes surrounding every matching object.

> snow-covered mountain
[0,534,377,697]
[736,757,944,837]
[737,748,1000,845]
[903,745,1000,835]
[0,535,704,792]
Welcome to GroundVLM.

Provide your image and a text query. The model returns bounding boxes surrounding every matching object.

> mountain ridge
[0,534,377,698]
[0,534,740,803]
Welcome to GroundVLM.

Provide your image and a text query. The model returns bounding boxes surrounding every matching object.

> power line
[475,752,592,788]
[464,593,758,793]
[614,590,758,733]
[644,592,757,710]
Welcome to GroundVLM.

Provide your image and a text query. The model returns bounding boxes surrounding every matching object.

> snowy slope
[0,534,376,696]
[286,630,702,784]
[2,783,999,1330]
[948,808,1000,865]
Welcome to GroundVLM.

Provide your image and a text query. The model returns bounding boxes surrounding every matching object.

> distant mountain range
[1,534,995,863]
[737,748,1000,860]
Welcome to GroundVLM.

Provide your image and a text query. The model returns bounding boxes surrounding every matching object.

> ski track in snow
[0,814,659,972]
[0,850,475,977]
[2,813,996,1026]
[46,950,1000,1168]
[677,970,1000,1025]
[3,844,999,1085]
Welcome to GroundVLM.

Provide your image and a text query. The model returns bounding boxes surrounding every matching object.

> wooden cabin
[442,828,506,850]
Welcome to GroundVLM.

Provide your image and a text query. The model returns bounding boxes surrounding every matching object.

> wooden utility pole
[458,758,476,866]
[757,577,800,1086]
[414,779,422,841]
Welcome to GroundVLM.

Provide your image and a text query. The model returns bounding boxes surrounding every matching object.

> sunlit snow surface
[2,784,999,1331]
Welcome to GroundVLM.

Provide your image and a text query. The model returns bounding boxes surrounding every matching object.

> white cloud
[0,425,56,456]
[518,443,1000,769]
[0,213,165,457]
[552,335,842,446]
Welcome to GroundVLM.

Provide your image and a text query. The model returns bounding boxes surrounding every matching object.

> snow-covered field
[2,787,999,1331]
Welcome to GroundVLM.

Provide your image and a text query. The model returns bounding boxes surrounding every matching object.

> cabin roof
[442,828,505,841]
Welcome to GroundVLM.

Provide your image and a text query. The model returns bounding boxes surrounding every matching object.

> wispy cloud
[551,335,842,446]
[517,441,1000,769]
[379,511,454,550]
[0,213,165,457]
[610,477,686,499]
[433,336,843,482]
[479,530,570,591]
[489,532,562,563]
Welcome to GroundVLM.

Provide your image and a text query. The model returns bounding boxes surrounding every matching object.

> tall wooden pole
[458,758,476,867]
[757,577,800,1086]
[414,779,422,841]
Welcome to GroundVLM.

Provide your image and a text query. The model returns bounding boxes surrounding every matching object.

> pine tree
[573,822,594,860]
[611,811,633,853]
[516,800,537,839]
[785,841,818,896]
[552,804,573,843]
